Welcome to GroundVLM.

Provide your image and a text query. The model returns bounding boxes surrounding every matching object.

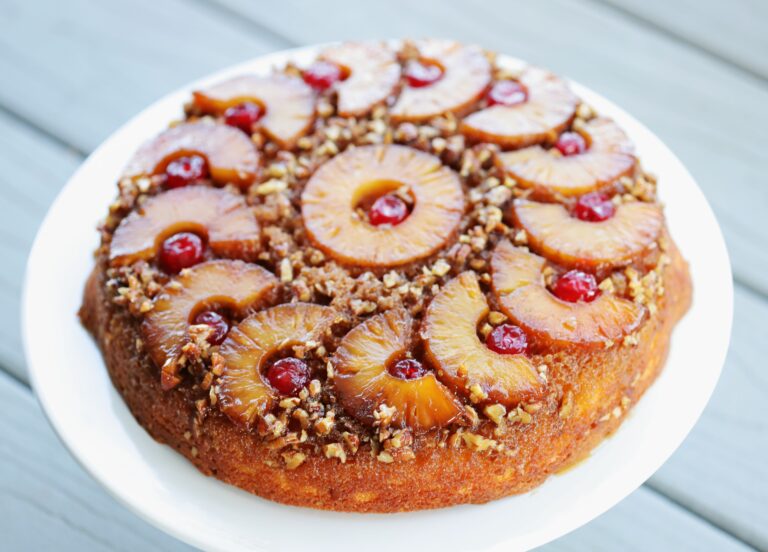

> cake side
[80,243,689,512]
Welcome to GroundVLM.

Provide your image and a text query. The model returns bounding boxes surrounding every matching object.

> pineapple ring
[491,240,645,348]
[497,118,636,198]
[319,42,401,117]
[301,145,465,268]
[422,271,545,407]
[217,304,336,427]
[123,121,259,187]
[511,198,663,271]
[110,186,261,267]
[333,309,463,431]
[461,67,578,149]
[192,74,315,149]
[142,260,278,390]
[391,39,491,122]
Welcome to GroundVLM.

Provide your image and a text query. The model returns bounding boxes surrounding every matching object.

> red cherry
[158,232,205,274]
[266,358,310,396]
[486,324,528,355]
[303,61,344,90]
[487,80,528,107]
[574,192,616,222]
[224,101,265,134]
[192,310,230,345]
[552,270,599,303]
[388,358,428,380]
[369,194,409,226]
[165,155,208,189]
[555,132,587,156]
[404,59,443,88]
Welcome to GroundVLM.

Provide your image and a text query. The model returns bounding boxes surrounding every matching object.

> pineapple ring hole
[216,97,268,116]
[154,150,212,177]
[153,223,209,256]
[384,349,431,381]
[187,297,237,326]
[259,345,316,381]
[352,179,415,221]
[552,128,592,152]
[408,57,446,82]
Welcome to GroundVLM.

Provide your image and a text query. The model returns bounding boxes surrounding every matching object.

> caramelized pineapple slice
[123,122,259,187]
[491,240,644,347]
[110,186,260,267]
[301,145,464,268]
[391,39,491,122]
[498,118,636,198]
[333,309,462,430]
[217,303,336,427]
[422,272,544,407]
[319,42,400,117]
[142,260,278,389]
[461,67,578,148]
[512,198,663,271]
[193,74,315,148]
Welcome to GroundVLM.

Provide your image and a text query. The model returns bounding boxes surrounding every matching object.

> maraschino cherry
[193,310,230,345]
[224,101,265,134]
[165,155,208,188]
[552,270,599,303]
[574,192,616,222]
[266,357,311,396]
[486,323,528,355]
[487,80,527,107]
[303,61,345,90]
[369,194,409,226]
[388,358,428,380]
[158,232,205,273]
[555,132,587,156]
[404,59,443,88]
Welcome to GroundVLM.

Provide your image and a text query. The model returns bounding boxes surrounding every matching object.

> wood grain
[599,0,768,79]
[0,111,80,379]
[0,372,192,551]
[0,0,291,153]
[540,486,753,552]
[650,286,768,549]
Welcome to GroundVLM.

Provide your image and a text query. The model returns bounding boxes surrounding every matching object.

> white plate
[23,45,733,551]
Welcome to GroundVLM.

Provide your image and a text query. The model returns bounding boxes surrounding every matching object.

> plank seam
[0,104,87,158]
[643,481,758,550]
[587,0,767,86]
[733,274,768,303]
[190,0,298,48]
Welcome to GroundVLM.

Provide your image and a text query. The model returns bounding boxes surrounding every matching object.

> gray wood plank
[0,110,81,380]
[0,0,292,154]
[541,487,753,552]
[650,285,768,550]
[0,371,193,551]
[599,0,768,80]
[208,0,768,297]
[0,368,750,552]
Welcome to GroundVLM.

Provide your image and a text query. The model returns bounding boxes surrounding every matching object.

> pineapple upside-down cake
[80,39,691,512]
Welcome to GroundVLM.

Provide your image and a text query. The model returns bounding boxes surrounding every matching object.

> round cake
[80,39,692,512]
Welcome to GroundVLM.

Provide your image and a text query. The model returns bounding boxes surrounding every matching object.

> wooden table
[1,1,765,549]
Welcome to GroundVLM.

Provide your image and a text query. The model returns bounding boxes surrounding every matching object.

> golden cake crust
[80,243,689,512]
